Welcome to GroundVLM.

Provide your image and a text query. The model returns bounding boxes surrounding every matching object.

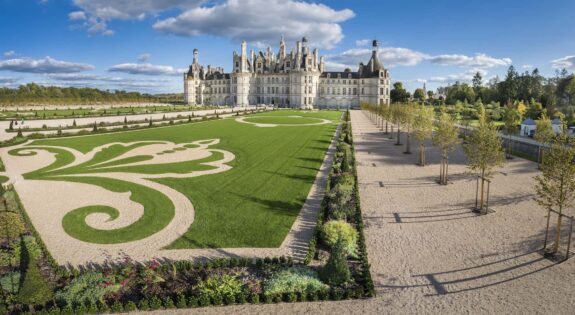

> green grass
[20,110,341,248]
[243,116,324,125]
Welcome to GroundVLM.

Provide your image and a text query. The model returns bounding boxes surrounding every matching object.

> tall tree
[472,71,483,99]
[535,133,575,254]
[463,106,505,213]
[433,112,460,184]
[413,105,434,165]
[413,88,426,102]
[390,82,410,103]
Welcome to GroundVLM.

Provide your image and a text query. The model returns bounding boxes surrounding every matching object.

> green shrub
[249,292,260,304]
[0,212,25,239]
[61,304,74,315]
[17,254,53,305]
[196,274,243,300]
[319,238,351,286]
[236,291,247,304]
[124,301,137,312]
[163,296,175,309]
[198,294,210,307]
[0,271,20,294]
[96,300,110,313]
[321,220,358,256]
[149,296,162,310]
[186,296,198,307]
[137,299,149,311]
[264,267,328,296]
[111,301,123,313]
[176,294,187,308]
[55,272,120,305]
[211,294,223,305]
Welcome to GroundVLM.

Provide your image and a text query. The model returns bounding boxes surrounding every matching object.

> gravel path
[150,110,575,314]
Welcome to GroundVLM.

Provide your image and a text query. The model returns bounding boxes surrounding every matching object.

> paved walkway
[153,110,575,314]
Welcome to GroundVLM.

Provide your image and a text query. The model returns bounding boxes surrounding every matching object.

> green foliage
[196,274,243,302]
[0,212,25,240]
[321,220,358,256]
[319,237,351,286]
[17,254,53,305]
[463,106,505,178]
[535,134,575,213]
[264,267,328,295]
[534,112,554,144]
[0,272,20,294]
[149,296,162,310]
[54,272,121,305]
[327,174,355,221]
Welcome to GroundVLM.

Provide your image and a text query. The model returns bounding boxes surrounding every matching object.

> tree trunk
[419,144,425,166]
[552,207,563,254]
[507,134,513,159]
[439,158,444,183]
[396,126,401,145]
[445,159,449,184]
[479,169,485,213]
[385,121,388,134]
[405,131,411,154]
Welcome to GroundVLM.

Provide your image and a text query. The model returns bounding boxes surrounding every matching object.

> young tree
[402,103,416,154]
[534,113,554,166]
[413,105,435,165]
[392,104,404,145]
[503,106,522,158]
[463,106,505,213]
[319,237,351,286]
[535,133,575,254]
[433,112,460,184]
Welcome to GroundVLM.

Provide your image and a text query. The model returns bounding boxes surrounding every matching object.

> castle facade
[184,37,390,109]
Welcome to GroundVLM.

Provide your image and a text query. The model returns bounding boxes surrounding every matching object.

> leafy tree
[503,106,522,158]
[535,113,554,166]
[472,71,483,99]
[402,103,416,154]
[390,82,410,103]
[463,106,505,212]
[433,112,460,184]
[413,88,426,102]
[534,133,575,254]
[413,105,434,165]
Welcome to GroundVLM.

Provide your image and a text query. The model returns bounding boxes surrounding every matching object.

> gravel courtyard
[155,110,575,314]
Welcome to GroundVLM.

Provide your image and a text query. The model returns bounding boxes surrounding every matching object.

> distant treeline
[0,83,184,105]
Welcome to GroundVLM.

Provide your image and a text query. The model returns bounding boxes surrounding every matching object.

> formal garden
[0,109,374,313]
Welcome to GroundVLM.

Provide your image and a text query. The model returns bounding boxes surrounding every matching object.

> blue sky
[0,0,574,94]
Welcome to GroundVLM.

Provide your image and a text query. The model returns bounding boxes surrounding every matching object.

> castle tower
[279,36,286,60]
[193,48,199,64]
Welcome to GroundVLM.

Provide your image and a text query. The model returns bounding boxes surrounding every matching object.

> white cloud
[3,51,16,58]
[153,0,355,49]
[551,55,575,70]
[108,63,185,76]
[522,64,534,69]
[70,0,205,35]
[0,57,94,73]
[355,39,370,47]
[138,53,151,63]
[427,69,488,84]
[429,53,512,68]
[68,11,86,20]
[326,47,429,70]
[0,77,19,84]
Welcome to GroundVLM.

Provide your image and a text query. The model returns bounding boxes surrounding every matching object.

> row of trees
[362,102,572,256]
[0,83,184,105]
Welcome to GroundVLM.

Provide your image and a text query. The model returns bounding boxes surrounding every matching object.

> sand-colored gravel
[149,110,575,314]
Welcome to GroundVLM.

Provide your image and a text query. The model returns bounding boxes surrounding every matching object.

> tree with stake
[534,113,554,167]
[382,105,391,134]
[413,105,435,165]
[124,116,128,125]
[503,105,522,159]
[433,111,460,184]
[535,133,575,255]
[402,103,416,154]
[392,104,404,144]
[463,106,505,213]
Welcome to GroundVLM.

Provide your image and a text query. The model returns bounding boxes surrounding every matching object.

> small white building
[551,118,563,134]
[520,118,536,137]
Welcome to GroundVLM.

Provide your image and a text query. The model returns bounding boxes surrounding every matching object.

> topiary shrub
[186,296,199,308]
[264,267,328,296]
[319,238,351,286]
[163,296,175,309]
[249,293,260,304]
[176,294,187,308]
[321,220,358,257]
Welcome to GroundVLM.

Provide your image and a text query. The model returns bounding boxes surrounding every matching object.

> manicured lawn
[23,110,341,248]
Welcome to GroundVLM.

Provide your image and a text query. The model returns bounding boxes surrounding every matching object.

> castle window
[258,63,262,68]
[380,88,383,94]
[361,88,364,94]
[235,61,239,68]
[343,80,346,84]
[343,88,347,95]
